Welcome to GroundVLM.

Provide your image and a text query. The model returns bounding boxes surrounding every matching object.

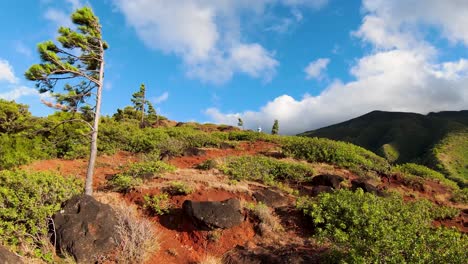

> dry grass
[250,203,283,236]
[113,203,159,264]
[198,255,222,264]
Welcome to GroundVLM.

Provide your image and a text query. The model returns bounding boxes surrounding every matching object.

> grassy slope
[299,110,468,185]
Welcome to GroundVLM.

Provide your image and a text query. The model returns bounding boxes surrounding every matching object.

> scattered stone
[253,188,289,208]
[53,195,121,263]
[309,174,344,189]
[183,198,244,230]
[183,147,206,157]
[310,185,334,196]
[0,245,23,264]
[351,180,384,196]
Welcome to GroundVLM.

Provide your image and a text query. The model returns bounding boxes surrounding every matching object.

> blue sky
[1,0,468,134]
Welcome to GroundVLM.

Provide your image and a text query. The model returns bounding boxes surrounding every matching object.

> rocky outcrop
[0,245,23,264]
[309,174,344,189]
[183,198,244,230]
[310,185,334,196]
[253,188,289,208]
[53,195,121,263]
[351,180,384,196]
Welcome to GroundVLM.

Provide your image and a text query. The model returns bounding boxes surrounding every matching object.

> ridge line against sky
[0,0,467,134]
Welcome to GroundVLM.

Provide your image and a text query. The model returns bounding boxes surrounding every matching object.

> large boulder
[253,188,289,208]
[309,174,344,189]
[183,198,244,230]
[53,195,121,263]
[310,185,334,196]
[0,245,23,264]
[351,180,384,196]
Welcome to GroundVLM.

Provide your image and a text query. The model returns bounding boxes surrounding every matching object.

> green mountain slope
[299,110,468,186]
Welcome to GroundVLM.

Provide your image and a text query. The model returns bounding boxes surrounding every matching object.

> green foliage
[432,130,468,187]
[108,174,142,193]
[219,155,314,184]
[143,193,171,215]
[394,163,459,189]
[0,99,32,134]
[378,143,399,163]
[196,159,218,170]
[0,135,51,170]
[297,189,467,263]
[450,188,468,204]
[282,136,390,174]
[271,119,279,135]
[123,161,176,179]
[165,181,194,195]
[0,170,81,255]
[237,118,243,129]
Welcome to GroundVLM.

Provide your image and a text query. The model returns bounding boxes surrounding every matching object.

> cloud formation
[0,60,18,84]
[113,0,328,84]
[0,59,40,101]
[206,0,468,134]
[152,92,169,104]
[304,58,330,80]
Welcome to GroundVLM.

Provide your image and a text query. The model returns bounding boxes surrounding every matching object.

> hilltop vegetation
[300,110,468,186]
[0,98,466,263]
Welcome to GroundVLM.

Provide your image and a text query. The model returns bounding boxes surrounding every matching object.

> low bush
[0,135,51,169]
[247,202,283,236]
[143,193,171,216]
[297,189,467,263]
[0,170,81,260]
[165,181,194,195]
[219,155,314,184]
[108,174,142,193]
[123,161,176,180]
[450,188,468,204]
[281,136,390,174]
[394,163,458,189]
[196,159,218,170]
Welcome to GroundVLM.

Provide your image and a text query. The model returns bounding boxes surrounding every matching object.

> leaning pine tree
[25,7,107,195]
[271,119,279,135]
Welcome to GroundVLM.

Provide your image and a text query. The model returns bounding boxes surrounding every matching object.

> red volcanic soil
[168,141,278,169]
[23,151,139,188]
[125,188,256,264]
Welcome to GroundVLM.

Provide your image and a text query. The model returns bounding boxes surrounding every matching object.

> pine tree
[131,84,146,126]
[237,118,244,130]
[271,119,279,135]
[25,7,107,195]
[147,101,159,124]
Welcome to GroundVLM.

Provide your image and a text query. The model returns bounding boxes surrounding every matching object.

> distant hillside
[299,110,468,186]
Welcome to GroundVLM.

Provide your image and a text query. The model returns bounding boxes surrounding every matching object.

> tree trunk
[140,92,145,128]
[84,43,104,196]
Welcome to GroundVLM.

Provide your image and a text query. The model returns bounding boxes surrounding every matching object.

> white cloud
[0,86,39,101]
[304,58,330,80]
[113,0,328,84]
[44,0,86,27]
[0,60,18,84]
[152,92,169,104]
[15,42,32,58]
[206,0,468,134]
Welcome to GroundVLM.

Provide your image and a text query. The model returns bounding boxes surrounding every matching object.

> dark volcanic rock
[253,188,289,208]
[183,147,206,157]
[0,245,23,264]
[310,185,334,196]
[351,180,384,196]
[183,198,244,230]
[53,195,121,263]
[309,174,344,189]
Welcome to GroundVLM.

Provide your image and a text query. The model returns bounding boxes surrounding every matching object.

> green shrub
[125,161,176,178]
[297,189,467,263]
[143,193,171,215]
[394,163,458,189]
[0,135,51,169]
[281,136,390,174]
[157,137,187,157]
[0,170,81,258]
[450,188,468,203]
[196,159,218,170]
[165,181,194,195]
[108,174,142,193]
[220,155,314,184]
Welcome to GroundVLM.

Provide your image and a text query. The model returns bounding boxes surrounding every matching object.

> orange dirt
[123,187,256,263]
[23,151,139,188]
[168,141,278,169]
